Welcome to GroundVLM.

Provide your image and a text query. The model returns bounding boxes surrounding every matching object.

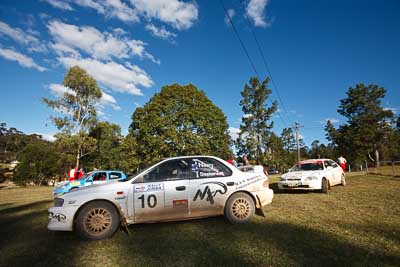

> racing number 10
[138,194,157,208]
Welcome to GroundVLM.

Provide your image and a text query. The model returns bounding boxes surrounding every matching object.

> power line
[219,0,288,128]
[239,0,292,123]
[218,0,259,77]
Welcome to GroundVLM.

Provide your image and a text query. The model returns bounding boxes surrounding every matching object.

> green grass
[368,165,400,176]
[0,174,399,267]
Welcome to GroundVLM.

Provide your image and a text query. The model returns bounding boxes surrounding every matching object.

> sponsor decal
[115,196,126,200]
[199,171,225,177]
[49,212,67,223]
[70,181,80,187]
[134,183,164,193]
[193,182,227,204]
[235,175,264,190]
[173,199,188,208]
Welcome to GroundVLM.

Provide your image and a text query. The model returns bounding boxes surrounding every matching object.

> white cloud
[49,83,75,96]
[49,83,121,112]
[47,20,158,63]
[228,127,240,141]
[224,8,235,25]
[383,107,398,114]
[0,48,47,71]
[39,133,57,142]
[100,91,121,110]
[246,0,271,27]
[42,0,74,10]
[0,21,47,52]
[74,0,139,22]
[145,23,177,41]
[320,118,339,124]
[58,56,153,95]
[131,0,198,30]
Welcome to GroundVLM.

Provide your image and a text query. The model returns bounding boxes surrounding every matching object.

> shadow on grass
[0,200,85,267]
[113,216,400,267]
[270,182,315,194]
[1,201,399,267]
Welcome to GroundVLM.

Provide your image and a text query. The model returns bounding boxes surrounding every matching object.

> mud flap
[116,204,131,237]
[255,195,265,217]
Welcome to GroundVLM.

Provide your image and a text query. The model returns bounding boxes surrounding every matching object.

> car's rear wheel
[341,174,346,186]
[225,192,255,224]
[75,201,120,240]
[321,178,328,193]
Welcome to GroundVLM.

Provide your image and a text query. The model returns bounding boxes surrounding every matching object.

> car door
[188,157,235,218]
[329,160,342,184]
[132,159,190,223]
[323,160,335,184]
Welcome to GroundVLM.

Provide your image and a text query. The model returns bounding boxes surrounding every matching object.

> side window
[324,161,333,168]
[329,160,339,168]
[143,159,192,182]
[93,172,107,181]
[191,158,232,179]
[110,172,122,180]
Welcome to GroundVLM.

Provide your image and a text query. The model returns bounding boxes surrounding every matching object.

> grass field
[0,174,399,267]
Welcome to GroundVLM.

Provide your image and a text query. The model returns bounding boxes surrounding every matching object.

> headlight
[280,176,286,181]
[306,176,318,181]
[54,198,64,207]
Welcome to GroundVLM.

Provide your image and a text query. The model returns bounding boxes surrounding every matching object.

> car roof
[298,159,332,164]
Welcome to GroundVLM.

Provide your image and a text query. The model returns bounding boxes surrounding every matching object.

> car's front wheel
[225,192,255,224]
[321,178,329,193]
[75,201,120,240]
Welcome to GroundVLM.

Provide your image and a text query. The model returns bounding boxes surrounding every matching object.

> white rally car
[278,159,346,193]
[48,156,273,240]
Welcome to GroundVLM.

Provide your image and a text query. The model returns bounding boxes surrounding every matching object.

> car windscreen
[291,163,323,171]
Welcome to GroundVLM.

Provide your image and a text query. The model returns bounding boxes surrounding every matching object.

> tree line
[1,66,399,185]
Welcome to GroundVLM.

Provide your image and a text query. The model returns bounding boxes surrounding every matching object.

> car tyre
[321,178,328,193]
[341,174,346,186]
[75,201,120,241]
[225,192,255,224]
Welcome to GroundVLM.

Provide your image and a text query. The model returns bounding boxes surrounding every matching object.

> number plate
[287,182,298,187]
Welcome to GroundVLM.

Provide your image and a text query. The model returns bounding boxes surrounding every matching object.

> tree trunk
[375,149,380,168]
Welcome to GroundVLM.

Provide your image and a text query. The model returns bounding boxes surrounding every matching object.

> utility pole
[293,122,303,163]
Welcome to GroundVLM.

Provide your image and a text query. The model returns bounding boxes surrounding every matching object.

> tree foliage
[325,84,394,165]
[236,77,277,164]
[129,84,231,166]
[84,122,123,170]
[14,141,60,185]
[42,66,102,167]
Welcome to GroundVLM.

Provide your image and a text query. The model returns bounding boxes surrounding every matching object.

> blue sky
[0,0,399,146]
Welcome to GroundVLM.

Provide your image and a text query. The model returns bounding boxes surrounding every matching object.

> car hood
[282,171,321,179]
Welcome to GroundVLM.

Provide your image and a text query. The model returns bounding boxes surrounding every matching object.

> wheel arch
[72,199,122,230]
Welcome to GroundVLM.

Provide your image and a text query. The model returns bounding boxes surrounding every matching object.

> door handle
[176,186,186,191]
[227,182,234,186]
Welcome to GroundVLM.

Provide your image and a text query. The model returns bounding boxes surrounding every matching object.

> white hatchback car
[278,159,346,193]
[48,156,274,240]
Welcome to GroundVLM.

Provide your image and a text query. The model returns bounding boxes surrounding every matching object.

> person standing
[338,156,347,172]
[68,166,77,181]
[243,155,250,166]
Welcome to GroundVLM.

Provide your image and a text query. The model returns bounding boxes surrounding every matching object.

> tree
[129,84,231,166]
[43,66,102,168]
[236,77,277,164]
[14,141,60,185]
[325,84,394,165]
[84,122,123,170]
[119,135,140,173]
